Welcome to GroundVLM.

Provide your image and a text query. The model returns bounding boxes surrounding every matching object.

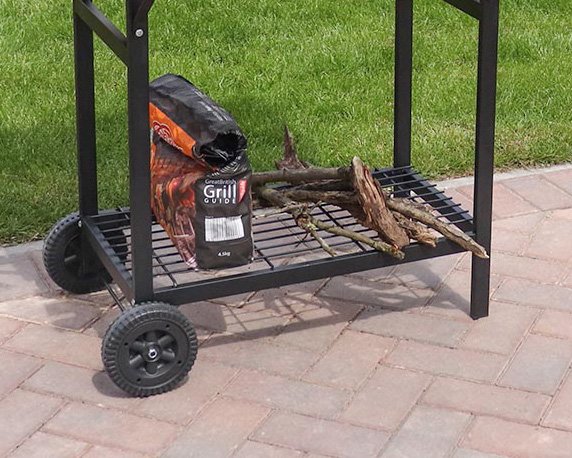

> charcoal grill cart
[44,0,500,396]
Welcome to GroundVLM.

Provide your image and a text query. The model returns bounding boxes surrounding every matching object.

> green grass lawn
[1,0,571,244]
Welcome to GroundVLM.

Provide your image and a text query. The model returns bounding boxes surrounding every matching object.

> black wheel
[43,213,126,294]
[102,302,198,397]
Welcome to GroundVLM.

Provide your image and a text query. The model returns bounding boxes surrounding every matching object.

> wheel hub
[144,344,161,362]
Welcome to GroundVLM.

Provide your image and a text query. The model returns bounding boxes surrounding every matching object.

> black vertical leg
[470,0,499,319]
[394,0,413,168]
[126,0,153,303]
[74,13,98,216]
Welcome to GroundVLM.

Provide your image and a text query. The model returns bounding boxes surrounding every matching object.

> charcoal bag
[149,74,253,269]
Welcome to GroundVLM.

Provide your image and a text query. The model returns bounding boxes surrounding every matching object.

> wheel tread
[102,302,198,397]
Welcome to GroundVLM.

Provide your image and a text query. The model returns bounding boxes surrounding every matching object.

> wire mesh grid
[91,166,473,290]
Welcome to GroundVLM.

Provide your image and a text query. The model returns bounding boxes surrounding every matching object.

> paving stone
[500,334,572,394]
[351,308,469,346]
[564,269,572,288]
[22,362,138,410]
[318,276,434,311]
[543,373,572,431]
[83,307,120,338]
[208,291,255,307]
[134,360,238,424]
[542,169,572,195]
[248,279,328,303]
[552,208,572,221]
[234,440,305,457]
[490,228,530,255]
[1,241,43,257]
[379,255,463,291]
[381,406,471,458]
[422,377,549,424]
[82,446,145,458]
[493,278,572,312]
[9,431,90,458]
[225,370,350,418]
[0,296,101,330]
[272,308,351,352]
[304,330,394,389]
[458,251,564,283]
[446,231,530,266]
[44,403,179,454]
[0,389,63,456]
[533,310,572,339]
[253,412,389,458]
[0,316,26,342]
[387,341,506,382]
[493,212,545,234]
[461,302,538,354]
[179,301,234,332]
[504,175,572,211]
[271,295,362,352]
[491,183,540,218]
[463,416,572,458]
[424,270,502,321]
[0,349,42,396]
[346,266,396,283]
[0,255,48,301]
[525,217,572,262]
[492,252,564,283]
[4,324,103,370]
[199,333,317,377]
[452,449,506,458]
[458,183,537,219]
[163,398,270,458]
[341,366,430,430]
[180,300,292,338]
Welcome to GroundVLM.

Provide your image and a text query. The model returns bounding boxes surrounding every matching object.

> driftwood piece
[391,212,437,247]
[256,186,405,260]
[350,157,410,249]
[253,145,488,258]
[387,198,489,258]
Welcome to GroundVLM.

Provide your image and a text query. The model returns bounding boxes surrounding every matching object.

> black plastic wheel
[102,302,198,397]
[43,213,126,294]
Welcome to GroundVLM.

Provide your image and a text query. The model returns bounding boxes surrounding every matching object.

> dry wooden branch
[252,167,351,186]
[276,126,310,171]
[350,157,410,249]
[391,212,437,247]
[387,198,489,258]
[253,142,488,259]
[280,189,486,257]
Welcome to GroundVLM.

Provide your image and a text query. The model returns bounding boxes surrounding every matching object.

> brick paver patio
[1,166,572,457]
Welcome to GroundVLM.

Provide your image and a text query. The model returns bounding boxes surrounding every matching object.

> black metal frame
[73,0,499,319]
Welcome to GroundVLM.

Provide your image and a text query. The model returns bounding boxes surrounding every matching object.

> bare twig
[255,186,405,259]
[387,198,489,258]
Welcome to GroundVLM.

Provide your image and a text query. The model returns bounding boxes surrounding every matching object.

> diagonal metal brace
[133,0,156,25]
[74,0,128,64]
[442,0,482,20]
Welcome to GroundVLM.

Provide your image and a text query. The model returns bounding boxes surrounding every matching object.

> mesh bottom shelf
[86,166,474,302]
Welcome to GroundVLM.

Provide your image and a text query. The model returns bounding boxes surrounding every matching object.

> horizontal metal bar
[83,217,134,299]
[155,239,467,305]
[74,0,128,65]
[442,0,482,20]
